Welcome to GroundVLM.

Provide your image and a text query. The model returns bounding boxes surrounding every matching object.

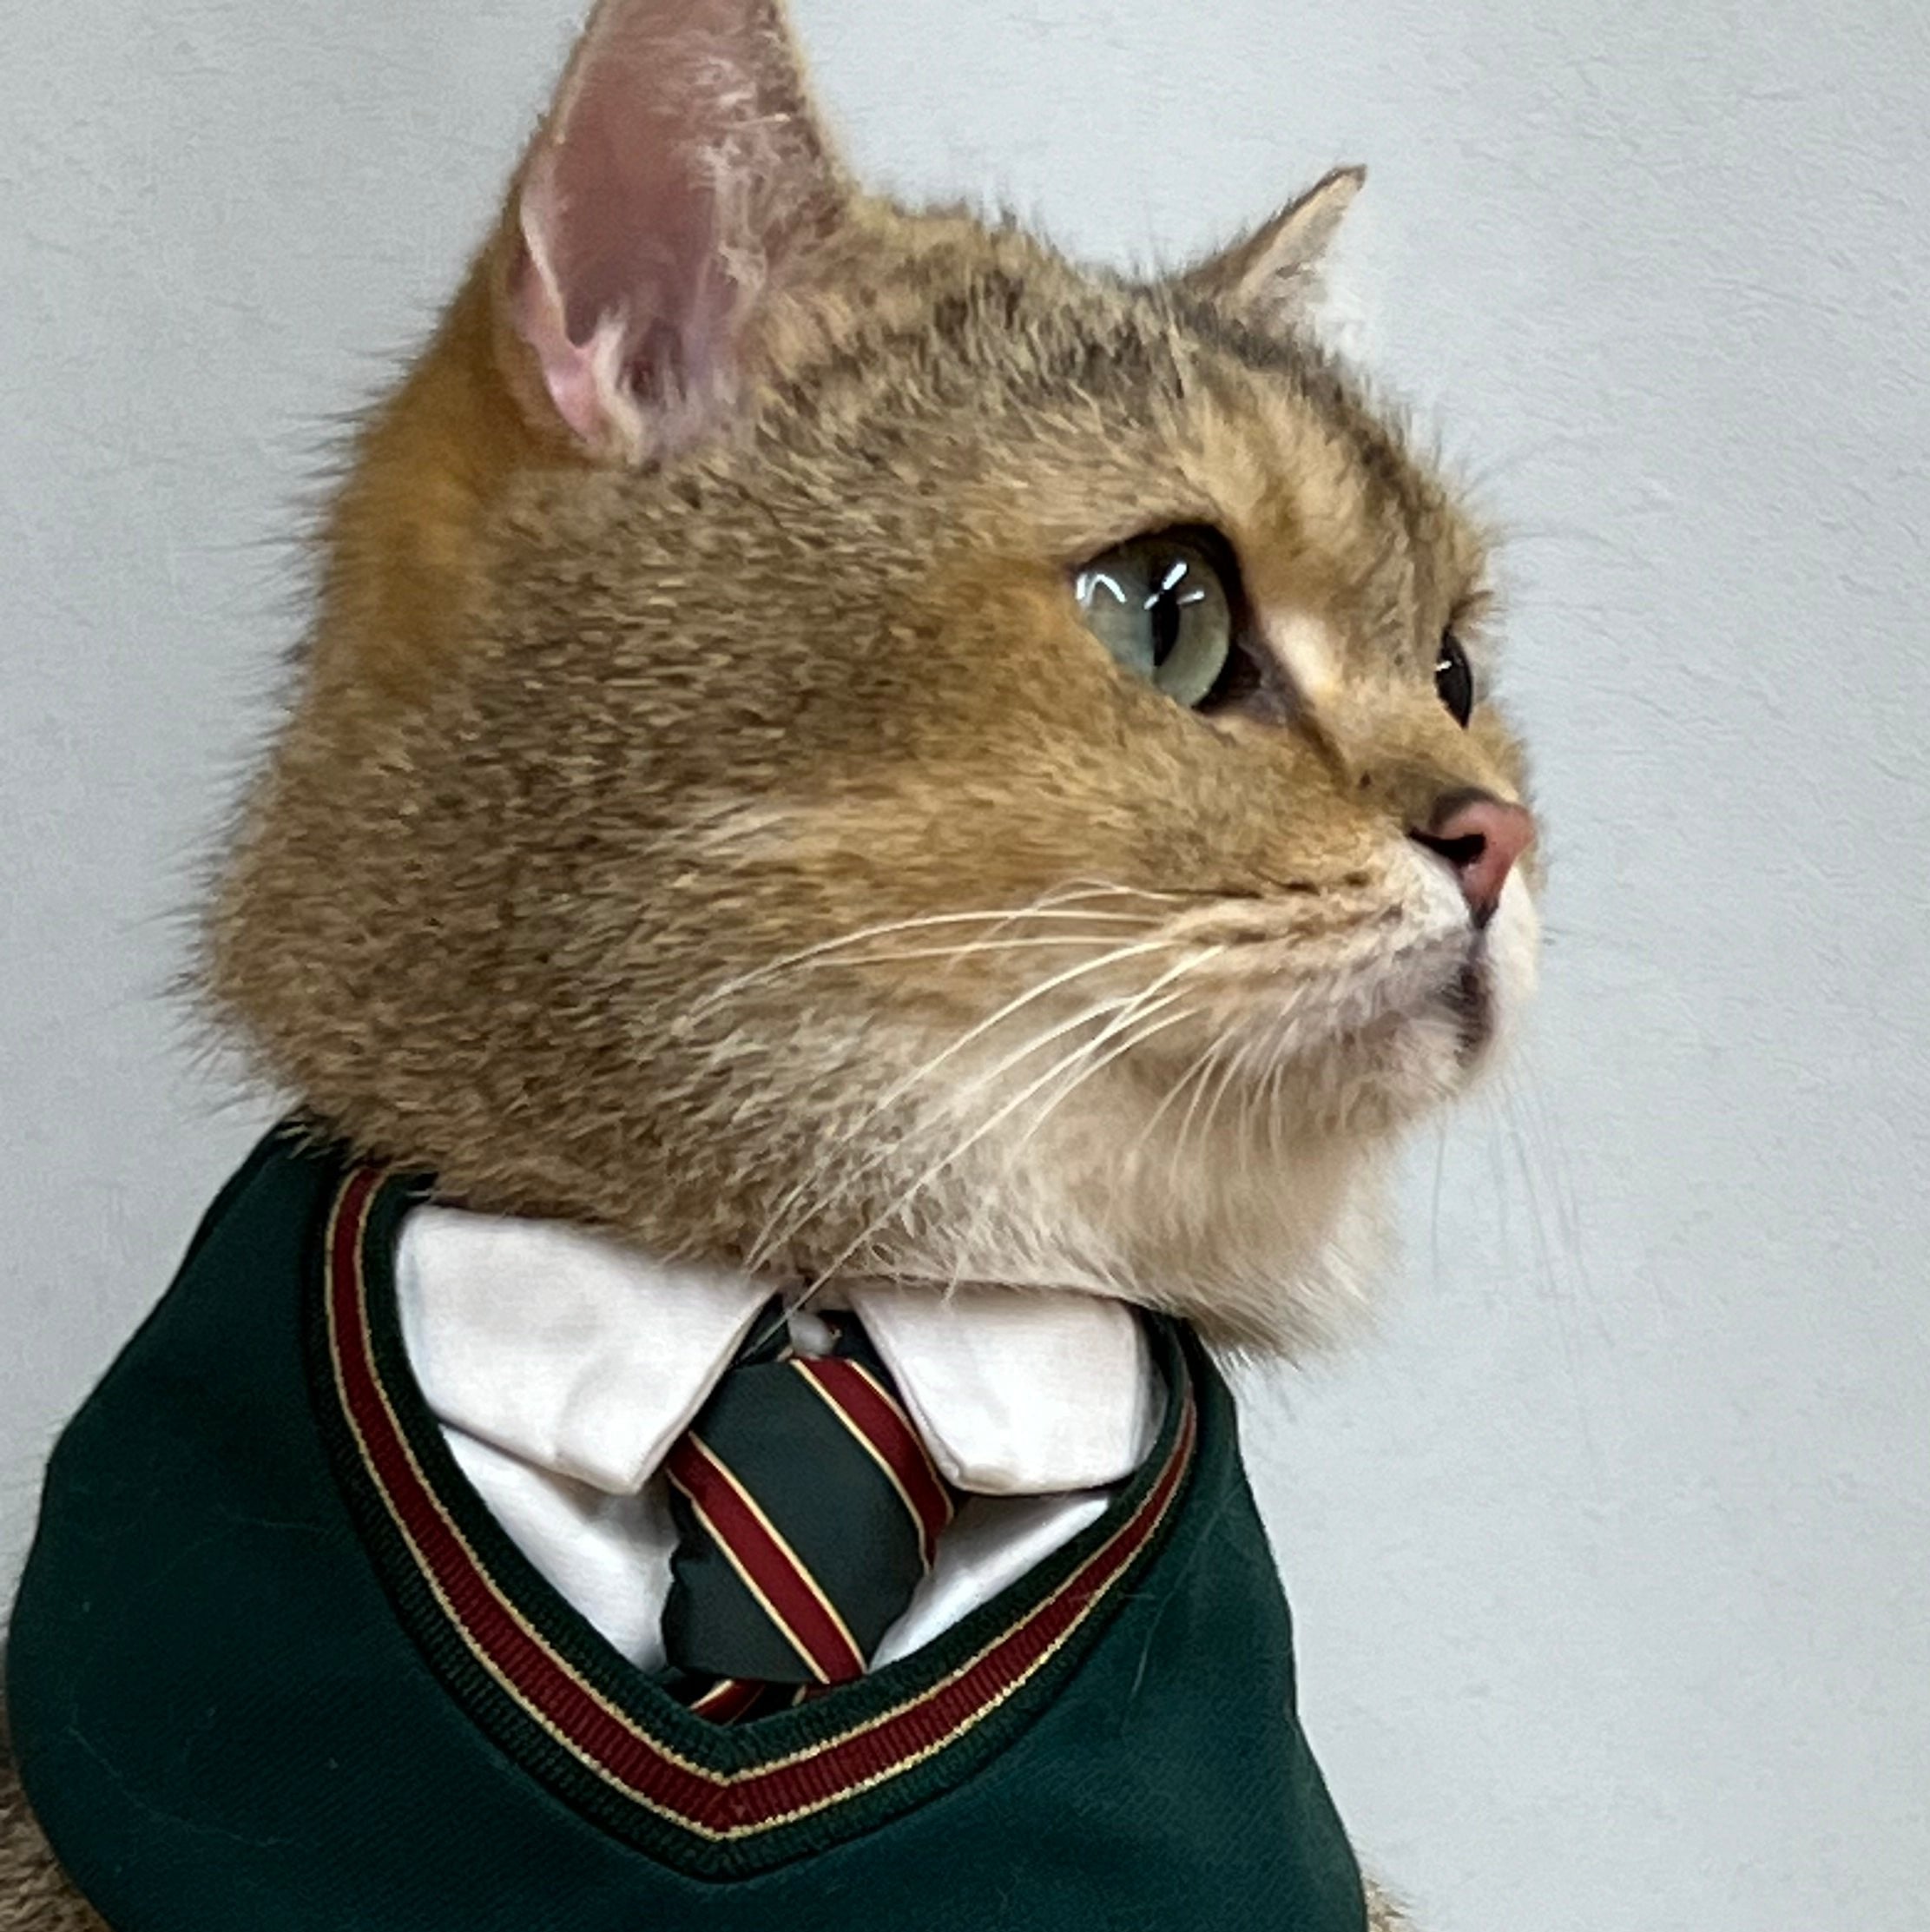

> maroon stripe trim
[663,1434,866,1685]
[326,1165,1195,1841]
[326,1170,731,1826]
[793,1355,954,1568]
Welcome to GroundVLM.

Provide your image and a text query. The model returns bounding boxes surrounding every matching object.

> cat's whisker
[804,983,1214,1295]
[745,992,1144,1279]
[1480,1072,1610,1479]
[1224,1032,1261,1169]
[1222,1034,1252,1174]
[1167,1035,1244,1182]
[1522,1074,1587,1281]
[756,944,1220,1277]
[1005,986,1193,1139]
[1494,1061,1590,1310]
[1232,1036,1269,1190]
[978,878,1192,920]
[1000,998,1208,1177]
[733,934,1173,979]
[743,938,1192,1272]
[1123,1032,1223,1170]
[1261,1048,1287,1169]
[1020,878,1199,907]
[991,950,1225,1171]
[1162,1039,1232,1198]
[686,906,1163,1019]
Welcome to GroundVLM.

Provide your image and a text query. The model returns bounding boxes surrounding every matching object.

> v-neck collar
[309,1162,1199,1880]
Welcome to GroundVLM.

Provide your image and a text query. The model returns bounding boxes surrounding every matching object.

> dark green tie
[660,1302,958,1723]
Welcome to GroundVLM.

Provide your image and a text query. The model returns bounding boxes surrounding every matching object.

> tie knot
[661,1302,958,1708]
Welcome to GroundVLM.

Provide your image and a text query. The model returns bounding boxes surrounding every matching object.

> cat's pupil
[1434,632,1474,728]
[1149,575,1185,665]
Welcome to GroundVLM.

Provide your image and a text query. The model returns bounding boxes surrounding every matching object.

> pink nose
[1410,793,1535,926]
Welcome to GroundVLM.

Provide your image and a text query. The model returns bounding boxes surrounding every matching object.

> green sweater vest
[8,1129,1367,1930]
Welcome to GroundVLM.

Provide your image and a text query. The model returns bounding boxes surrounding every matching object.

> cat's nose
[1408,792,1535,928]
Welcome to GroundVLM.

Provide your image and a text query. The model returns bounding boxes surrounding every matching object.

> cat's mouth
[1437,879,1540,1071]
[1442,953,1495,1059]
[1317,942,1499,1089]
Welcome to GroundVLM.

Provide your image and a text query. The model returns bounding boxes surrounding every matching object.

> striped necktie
[660,1302,958,1724]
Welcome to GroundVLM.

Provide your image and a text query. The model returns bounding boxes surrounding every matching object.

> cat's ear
[1176,167,1364,327]
[501,0,845,464]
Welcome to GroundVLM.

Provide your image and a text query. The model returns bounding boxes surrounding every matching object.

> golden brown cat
[3,0,1536,1922]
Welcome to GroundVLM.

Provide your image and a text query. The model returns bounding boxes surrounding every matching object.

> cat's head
[208,0,1538,1354]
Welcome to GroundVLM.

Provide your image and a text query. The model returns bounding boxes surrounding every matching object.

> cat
[1,0,1538,1925]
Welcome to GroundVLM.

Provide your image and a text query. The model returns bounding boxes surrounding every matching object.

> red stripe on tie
[689,1678,765,1724]
[663,1434,866,1685]
[793,1356,956,1569]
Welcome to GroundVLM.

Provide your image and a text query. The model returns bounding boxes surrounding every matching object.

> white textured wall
[4,3,1927,1926]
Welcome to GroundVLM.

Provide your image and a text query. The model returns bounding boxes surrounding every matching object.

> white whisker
[993,948,1224,1168]
[745,937,1191,1270]
[741,934,1167,976]
[1170,1035,1237,1188]
[1195,1031,1252,1177]
[1125,1032,1224,1168]
[1001,997,1207,1171]
[806,986,1208,1292]
[687,903,1162,1017]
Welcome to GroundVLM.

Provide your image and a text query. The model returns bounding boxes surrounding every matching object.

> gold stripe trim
[324,1179,733,1815]
[326,1169,1192,1843]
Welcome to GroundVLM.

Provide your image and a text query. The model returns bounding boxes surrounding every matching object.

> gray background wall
[4,1,1927,1925]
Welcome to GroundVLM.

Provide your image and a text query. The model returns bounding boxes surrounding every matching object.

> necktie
[660,1302,958,1724]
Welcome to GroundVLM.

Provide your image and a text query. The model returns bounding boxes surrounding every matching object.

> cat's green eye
[1075,534,1235,709]
[1435,631,1475,728]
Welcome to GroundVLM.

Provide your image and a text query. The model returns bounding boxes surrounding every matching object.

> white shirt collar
[394,1205,1159,1501]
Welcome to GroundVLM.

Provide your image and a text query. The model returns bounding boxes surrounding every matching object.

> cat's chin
[1121,1137,1400,1359]
[993,1116,1397,1358]
[814,1137,1388,1361]
[893,883,1539,1355]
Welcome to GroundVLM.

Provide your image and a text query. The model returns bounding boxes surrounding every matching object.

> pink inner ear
[549,80,711,353]
[510,225,619,448]
[508,0,822,454]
